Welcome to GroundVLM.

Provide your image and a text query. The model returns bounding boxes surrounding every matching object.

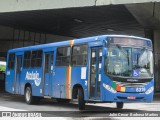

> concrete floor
[0,91,159,119]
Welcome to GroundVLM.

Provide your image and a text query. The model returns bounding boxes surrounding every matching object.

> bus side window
[23,51,31,68]
[71,44,88,66]
[56,46,71,66]
[31,50,42,68]
[8,53,15,70]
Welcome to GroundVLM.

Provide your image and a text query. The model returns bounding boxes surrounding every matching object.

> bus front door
[44,52,54,96]
[90,47,102,99]
[15,55,22,94]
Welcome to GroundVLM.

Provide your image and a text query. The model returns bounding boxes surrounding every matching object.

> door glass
[90,47,102,99]
[45,54,50,73]
[50,54,53,72]
[97,48,102,97]
[45,53,54,73]
[15,55,22,94]
[16,56,22,74]
[44,52,54,96]
[90,49,96,97]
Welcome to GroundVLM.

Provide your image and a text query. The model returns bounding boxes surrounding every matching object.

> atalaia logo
[25,71,41,86]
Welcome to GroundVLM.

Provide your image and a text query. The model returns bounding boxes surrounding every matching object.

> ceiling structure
[0,2,160,92]
[0,5,145,38]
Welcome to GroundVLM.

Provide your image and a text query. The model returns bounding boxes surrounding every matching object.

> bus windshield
[106,45,153,78]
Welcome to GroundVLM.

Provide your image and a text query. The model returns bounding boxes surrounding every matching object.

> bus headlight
[145,86,154,94]
[103,83,117,93]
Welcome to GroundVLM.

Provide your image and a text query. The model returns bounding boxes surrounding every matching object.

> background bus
[5,35,154,110]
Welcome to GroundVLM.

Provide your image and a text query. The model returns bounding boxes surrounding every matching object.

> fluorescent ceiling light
[107,28,114,31]
[74,19,83,23]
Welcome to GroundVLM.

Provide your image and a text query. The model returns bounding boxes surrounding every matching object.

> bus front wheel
[78,88,85,110]
[116,102,124,109]
[25,86,40,104]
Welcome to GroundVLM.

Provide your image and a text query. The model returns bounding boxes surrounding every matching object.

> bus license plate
[127,96,136,100]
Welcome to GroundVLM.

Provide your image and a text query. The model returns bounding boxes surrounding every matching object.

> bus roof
[8,35,151,53]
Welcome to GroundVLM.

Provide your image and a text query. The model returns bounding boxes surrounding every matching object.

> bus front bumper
[102,86,154,103]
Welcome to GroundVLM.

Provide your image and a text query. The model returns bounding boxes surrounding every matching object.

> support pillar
[153,30,160,92]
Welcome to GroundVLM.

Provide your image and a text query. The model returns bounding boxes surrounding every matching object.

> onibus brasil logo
[25,71,41,86]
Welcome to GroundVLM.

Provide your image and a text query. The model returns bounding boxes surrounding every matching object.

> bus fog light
[145,86,154,94]
[103,83,117,93]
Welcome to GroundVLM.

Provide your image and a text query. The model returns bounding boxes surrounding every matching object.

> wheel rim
[26,89,31,102]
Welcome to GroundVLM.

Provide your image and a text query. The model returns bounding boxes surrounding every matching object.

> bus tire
[78,88,85,110]
[116,102,124,109]
[25,86,39,105]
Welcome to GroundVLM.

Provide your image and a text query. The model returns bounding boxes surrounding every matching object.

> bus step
[44,96,52,99]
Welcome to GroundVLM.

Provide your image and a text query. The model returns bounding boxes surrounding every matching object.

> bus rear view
[102,36,154,108]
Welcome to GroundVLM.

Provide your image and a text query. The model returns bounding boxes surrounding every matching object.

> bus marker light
[120,87,125,92]
[116,85,121,91]
[145,86,154,94]
[103,83,117,93]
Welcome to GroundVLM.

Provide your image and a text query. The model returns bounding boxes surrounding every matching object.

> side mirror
[102,48,107,57]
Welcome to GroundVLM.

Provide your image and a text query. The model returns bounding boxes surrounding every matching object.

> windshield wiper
[127,50,130,66]
[136,53,139,66]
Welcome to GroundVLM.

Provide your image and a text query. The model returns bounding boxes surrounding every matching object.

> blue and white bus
[5,35,154,110]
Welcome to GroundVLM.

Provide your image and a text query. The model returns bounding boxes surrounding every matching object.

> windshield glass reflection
[105,45,153,78]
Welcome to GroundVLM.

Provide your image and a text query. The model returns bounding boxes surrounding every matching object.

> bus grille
[117,96,144,100]
[113,81,148,88]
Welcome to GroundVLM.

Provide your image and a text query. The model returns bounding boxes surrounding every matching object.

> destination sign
[107,37,152,47]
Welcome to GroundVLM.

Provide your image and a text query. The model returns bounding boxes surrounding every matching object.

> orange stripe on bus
[66,40,74,99]
[66,40,75,99]
[68,66,71,99]
[66,67,69,99]
[69,66,71,99]
[66,66,72,99]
